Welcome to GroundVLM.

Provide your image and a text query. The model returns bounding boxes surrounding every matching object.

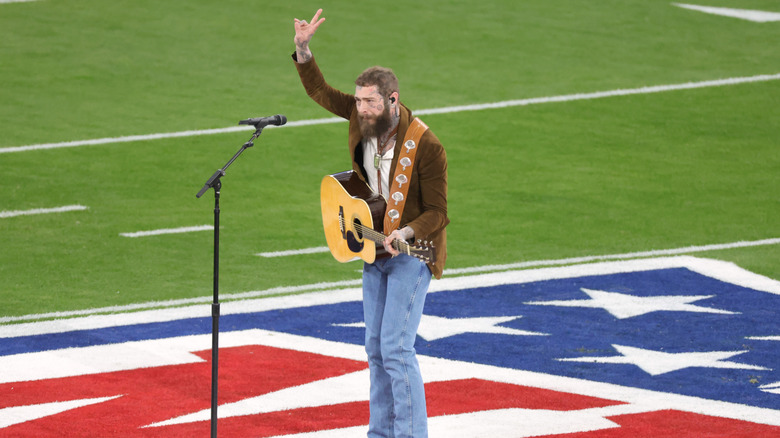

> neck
[380,114,400,143]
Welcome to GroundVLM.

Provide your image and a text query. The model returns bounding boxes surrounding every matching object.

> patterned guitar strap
[383,117,429,234]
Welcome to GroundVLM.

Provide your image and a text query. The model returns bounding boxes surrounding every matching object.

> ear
[389,92,399,104]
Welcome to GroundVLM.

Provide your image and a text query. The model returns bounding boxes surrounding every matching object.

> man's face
[355,84,391,138]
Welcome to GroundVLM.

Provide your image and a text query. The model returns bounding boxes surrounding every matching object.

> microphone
[239,114,287,128]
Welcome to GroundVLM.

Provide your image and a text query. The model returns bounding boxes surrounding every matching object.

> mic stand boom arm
[196,127,264,198]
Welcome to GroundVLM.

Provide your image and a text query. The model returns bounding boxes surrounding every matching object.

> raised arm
[293,8,326,63]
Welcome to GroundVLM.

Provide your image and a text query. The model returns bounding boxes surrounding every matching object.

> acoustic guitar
[320,170,435,264]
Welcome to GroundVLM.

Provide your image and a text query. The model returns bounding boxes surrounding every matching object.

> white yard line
[119,225,213,238]
[416,73,780,115]
[256,246,331,257]
[673,3,780,23]
[2,72,779,154]
[0,205,88,219]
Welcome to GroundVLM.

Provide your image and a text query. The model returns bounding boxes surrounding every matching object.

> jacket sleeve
[293,54,355,120]
[406,129,449,240]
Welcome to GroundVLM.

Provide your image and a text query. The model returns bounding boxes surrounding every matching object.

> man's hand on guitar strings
[383,226,415,257]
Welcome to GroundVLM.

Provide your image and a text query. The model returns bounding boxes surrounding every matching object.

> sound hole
[345,218,364,253]
[352,218,363,239]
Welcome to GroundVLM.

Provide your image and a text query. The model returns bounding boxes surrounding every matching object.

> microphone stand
[196,123,266,438]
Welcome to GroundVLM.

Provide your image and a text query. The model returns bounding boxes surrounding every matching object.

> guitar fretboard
[340,216,415,256]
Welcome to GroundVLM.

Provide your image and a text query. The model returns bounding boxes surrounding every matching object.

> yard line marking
[415,72,780,115]
[2,72,779,154]
[0,205,88,219]
[0,119,344,154]
[256,246,331,257]
[0,0,39,4]
[119,225,213,238]
[3,238,778,325]
[673,3,780,23]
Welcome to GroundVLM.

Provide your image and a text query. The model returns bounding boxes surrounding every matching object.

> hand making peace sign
[294,8,326,63]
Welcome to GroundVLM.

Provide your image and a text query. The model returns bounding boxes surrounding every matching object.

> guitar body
[320,171,387,263]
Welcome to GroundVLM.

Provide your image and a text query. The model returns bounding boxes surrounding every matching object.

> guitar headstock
[408,239,436,264]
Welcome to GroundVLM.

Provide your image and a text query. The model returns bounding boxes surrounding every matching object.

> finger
[311,8,323,23]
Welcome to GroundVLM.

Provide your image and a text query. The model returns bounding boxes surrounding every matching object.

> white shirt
[362,136,395,200]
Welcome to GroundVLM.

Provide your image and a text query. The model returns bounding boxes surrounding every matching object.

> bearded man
[292,9,449,438]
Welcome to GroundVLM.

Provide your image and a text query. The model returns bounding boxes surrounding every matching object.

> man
[293,9,448,438]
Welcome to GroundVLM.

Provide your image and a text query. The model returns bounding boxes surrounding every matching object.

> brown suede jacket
[293,54,449,278]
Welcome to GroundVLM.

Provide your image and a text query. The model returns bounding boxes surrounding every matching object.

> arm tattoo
[296,42,312,63]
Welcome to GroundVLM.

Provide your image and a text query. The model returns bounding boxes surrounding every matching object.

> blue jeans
[362,254,432,438]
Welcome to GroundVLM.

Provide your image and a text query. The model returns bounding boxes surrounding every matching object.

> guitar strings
[348,220,411,254]
[339,216,431,260]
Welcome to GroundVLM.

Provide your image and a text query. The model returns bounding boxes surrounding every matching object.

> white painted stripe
[2,237,780,325]
[256,246,331,257]
[0,119,344,154]
[0,279,364,324]
[119,225,212,238]
[1,239,777,325]
[2,72,779,154]
[0,205,88,219]
[264,237,780,263]
[0,396,122,429]
[0,0,39,4]
[4,256,778,339]
[445,237,780,275]
[673,3,780,23]
[2,255,779,336]
[747,336,780,341]
[417,73,780,115]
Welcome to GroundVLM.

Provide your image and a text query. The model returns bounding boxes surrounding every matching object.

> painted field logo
[1,256,779,436]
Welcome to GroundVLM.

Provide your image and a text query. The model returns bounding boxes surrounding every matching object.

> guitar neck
[353,223,414,254]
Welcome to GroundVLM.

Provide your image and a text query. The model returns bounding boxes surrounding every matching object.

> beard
[358,102,393,139]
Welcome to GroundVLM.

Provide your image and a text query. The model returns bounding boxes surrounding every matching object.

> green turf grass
[0,0,778,317]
